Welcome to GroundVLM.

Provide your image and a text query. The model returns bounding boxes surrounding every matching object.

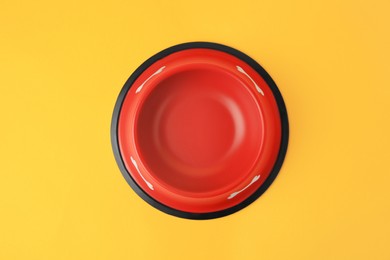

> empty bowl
[111,42,288,219]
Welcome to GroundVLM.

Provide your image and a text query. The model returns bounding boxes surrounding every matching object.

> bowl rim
[111,42,289,220]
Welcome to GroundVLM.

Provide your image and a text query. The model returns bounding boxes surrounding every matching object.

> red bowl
[111,42,288,219]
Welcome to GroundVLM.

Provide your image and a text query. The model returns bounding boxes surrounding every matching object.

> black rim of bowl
[111,42,289,220]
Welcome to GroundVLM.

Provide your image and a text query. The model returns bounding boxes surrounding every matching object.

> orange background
[1,0,389,259]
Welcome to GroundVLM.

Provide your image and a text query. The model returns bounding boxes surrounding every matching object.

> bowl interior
[136,67,264,197]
